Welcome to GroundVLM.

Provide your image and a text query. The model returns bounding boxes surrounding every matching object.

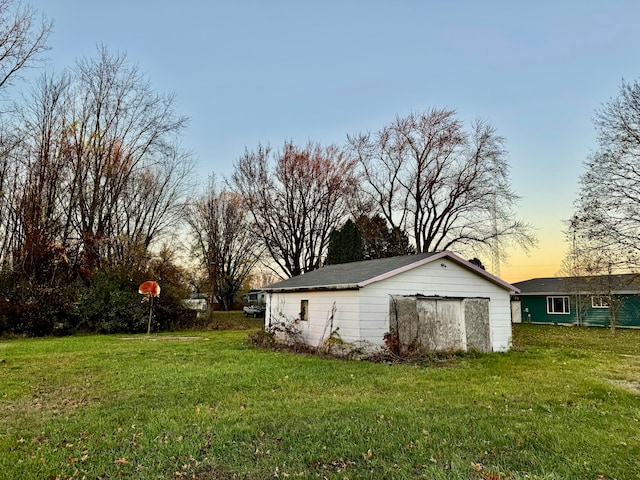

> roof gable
[263,251,518,293]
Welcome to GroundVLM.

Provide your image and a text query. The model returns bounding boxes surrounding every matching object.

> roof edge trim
[263,284,360,293]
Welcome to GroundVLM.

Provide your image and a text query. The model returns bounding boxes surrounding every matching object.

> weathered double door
[390,295,491,353]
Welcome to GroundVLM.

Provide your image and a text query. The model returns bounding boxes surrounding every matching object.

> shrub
[0,245,196,336]
[0,275,77,336]
[75,272,148,334]
[74,258,194,334]
[245,329,276,348]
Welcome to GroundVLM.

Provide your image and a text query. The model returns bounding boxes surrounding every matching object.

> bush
[0,275,77,336]
[75,272,148,334]
[0,245,195,336]
[245,329,276,348]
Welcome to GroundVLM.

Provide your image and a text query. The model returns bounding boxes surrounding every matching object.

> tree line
[192,109,536,308]
[0,2,193,335]
[0,0,540,335]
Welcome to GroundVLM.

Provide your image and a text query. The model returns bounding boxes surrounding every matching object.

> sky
[23,0,640,283]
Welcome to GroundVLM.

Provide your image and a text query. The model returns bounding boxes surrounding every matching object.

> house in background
[262,251,519,353]
[183,293,208,318]
[512,275,640,328]
[242,289,266,306]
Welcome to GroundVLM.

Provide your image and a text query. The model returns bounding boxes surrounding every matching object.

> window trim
[591,295,610,309]
[300,299,309,321]
[546,296,570,315]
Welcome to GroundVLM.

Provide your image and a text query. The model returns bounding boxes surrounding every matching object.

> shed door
[511,300,522,324]
[464,298,491,352]
[416,298,466,351]
[390,296,491,353]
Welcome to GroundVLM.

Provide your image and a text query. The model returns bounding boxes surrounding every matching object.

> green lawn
[1,324,639,479]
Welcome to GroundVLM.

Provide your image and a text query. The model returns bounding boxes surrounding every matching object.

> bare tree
[65,46,188,273]
[105,146,195,268]
[349,109,535,262]
[567,84,640,331]
[0,0,51,92]
[231,141,357,278]
[187,176,260,310]
[0,0,52,270]
[3,72,71,282]
[0,123,21,269]
[571,78,640,272]
[2,47,192,281]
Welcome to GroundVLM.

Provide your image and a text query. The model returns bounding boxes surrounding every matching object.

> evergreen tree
[468,257,486,270]
[325,219,364,265]
[356,214,415,259]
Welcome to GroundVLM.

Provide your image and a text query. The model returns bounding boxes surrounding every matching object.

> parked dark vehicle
[243,304,266,317]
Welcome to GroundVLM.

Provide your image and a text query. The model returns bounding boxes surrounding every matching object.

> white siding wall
[265,290,361,347]
[358,259,512,351]
[265,258,513,352]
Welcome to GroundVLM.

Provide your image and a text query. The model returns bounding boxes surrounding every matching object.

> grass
[0,323,639,479]
[195,310,266,331]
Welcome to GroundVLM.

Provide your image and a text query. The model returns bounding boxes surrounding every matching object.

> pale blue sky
[24,0,640,281]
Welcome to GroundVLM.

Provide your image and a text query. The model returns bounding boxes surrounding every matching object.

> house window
[547,296,570,314]
[591,295,610,308]
[300,299,309,321]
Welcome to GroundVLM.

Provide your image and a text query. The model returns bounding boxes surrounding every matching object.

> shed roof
[263,251,518,293]
[513,274,640,295]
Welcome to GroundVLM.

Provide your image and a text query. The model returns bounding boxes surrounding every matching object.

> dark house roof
[513,274,640,295]
[263,251,518,293]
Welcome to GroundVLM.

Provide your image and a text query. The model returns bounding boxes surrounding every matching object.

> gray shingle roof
[263,253,439,292]
[263,251,518,293]
[513,274,640,295]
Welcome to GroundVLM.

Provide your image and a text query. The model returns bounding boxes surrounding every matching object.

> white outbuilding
[262,251,519,353]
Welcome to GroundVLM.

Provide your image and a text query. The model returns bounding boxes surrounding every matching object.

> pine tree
[356,214,415,259]
[325,219,364,265]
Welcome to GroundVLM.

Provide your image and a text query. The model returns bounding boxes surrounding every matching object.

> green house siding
[611,296,640,328]
[519,295,640,327]
[581,301,612,327]
[520,296,575,325]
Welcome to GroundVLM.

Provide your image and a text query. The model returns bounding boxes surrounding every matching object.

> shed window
[547,296,570,314]
[300,299,309,321]
[591,295,610,309]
